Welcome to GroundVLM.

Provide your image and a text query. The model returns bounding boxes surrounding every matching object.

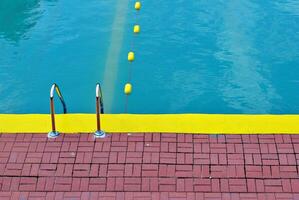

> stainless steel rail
[94,83,105,138]
[48,83,67,138]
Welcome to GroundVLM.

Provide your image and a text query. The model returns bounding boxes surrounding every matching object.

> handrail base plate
[94,130,106,138]
[48,131,60,138]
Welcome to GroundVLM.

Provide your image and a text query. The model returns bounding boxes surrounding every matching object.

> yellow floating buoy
[128,51,135,62]
[124,83,132,95]
[135,2,141,10]
[133,25,140,33]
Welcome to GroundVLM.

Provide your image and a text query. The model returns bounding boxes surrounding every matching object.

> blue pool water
[1,0,299,114]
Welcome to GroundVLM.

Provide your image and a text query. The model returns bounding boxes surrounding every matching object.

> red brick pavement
[0,133,299,199]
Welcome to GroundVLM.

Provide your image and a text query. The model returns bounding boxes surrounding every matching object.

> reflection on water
[0,0,42,113]
[102,0,129,113]
[0,0,42,43]
[0,0,56,113]
[0,0,114,114]
[164,68,206,111]
[275,0,299,16]
[216,0,279,113]
[0,74,23,113]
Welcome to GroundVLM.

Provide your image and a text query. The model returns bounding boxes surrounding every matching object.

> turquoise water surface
[1,0,299,114]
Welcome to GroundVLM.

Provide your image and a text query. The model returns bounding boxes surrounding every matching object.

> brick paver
[0,133,299,199]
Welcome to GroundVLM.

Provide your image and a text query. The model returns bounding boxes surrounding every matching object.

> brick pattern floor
[0,133,299,200]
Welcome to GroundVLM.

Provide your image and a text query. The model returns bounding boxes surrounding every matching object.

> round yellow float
[128,51,135,62]
[135,2,141,10]
[134,25,140,33]
[124,83,132,95]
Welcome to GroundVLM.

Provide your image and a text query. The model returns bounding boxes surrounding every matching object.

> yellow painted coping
[0,114,299,134]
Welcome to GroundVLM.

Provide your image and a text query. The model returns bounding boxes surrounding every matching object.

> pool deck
[0,133,299,200]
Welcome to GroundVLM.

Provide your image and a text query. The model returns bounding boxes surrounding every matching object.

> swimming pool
[1,0,299,114]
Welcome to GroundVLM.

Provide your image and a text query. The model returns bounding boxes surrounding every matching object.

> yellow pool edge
[1,114,299,134]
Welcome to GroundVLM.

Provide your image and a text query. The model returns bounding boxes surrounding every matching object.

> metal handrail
[94,83,105,138]
[48,83,67,138]
[96,83,104,114]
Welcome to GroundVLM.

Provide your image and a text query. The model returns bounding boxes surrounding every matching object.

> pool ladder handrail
[94,83,105,138]
[48,83,105,138]
[48,83,67,138]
